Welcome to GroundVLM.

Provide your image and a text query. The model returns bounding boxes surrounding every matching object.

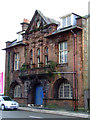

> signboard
[0,72,4,94]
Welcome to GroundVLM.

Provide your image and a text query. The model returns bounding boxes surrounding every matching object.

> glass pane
[60,86,63,97]
[45,56,48,65]
[60,43,63,50]
[64,86,69,97]
[38,49,40,56]
[15,61,17,70]
[67,16,71,26]
[64,42,67,49]
[61,51,64,63]
[64,51,67,63]
[62,18,66,27]
[31,59,32,64]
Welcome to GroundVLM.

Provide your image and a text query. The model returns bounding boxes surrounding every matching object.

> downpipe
[71,30,78,111]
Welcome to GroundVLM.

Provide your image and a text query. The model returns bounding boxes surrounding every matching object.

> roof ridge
[36,10,59,25]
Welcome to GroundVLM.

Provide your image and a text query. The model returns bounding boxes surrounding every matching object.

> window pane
[59,42,67,64]
[38,49,40,56]
[46,47,48,54]
[38,57,40,67]
[64,51,67,63]
[61,51,64,63]
[67,16,71,26]
[14,54,19,70]
[14,85,21,98]
[60,86,63,98]
[62,18,66,27]
[59,83,72,98]
[30,50,33,57]
[45,56,48,65]
[64,42,67,49]
[60,43,63,50]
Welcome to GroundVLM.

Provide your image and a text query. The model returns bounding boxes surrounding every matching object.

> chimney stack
[21,18,29,31]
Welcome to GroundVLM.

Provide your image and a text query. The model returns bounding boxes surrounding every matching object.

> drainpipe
[71,30,77,111]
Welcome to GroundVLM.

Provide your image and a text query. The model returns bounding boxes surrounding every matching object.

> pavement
[18,106,90,118]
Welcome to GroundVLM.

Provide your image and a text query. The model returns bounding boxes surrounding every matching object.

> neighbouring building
[3,10,88,110]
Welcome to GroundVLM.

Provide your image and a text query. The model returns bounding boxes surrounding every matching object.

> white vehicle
[0,96,19,110]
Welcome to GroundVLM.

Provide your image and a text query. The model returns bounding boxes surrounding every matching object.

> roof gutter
[45,26,82,38]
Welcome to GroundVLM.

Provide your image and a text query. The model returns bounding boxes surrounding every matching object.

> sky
[0,0,89,73]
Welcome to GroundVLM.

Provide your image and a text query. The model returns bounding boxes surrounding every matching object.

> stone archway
[53,77,69,99]
[10,80,19,98]
[27,76,49,105]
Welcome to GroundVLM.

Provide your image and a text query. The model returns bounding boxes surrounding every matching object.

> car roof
[0,96,9,98]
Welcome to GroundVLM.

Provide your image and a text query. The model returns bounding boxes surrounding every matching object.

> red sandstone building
[4,10,88,110]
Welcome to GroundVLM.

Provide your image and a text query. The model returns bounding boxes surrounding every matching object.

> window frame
[45,47,48,65]
[59,83,72,99]
[14,85,21,98]
[45,55,48,65]
[62,15,72,28]
[30,49,33,68]
[37,48,40,56]
[14,53,19,70]
[37,57,40,67]
[59,41,67,64]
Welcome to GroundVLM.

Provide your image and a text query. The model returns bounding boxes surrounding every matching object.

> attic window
[62,18,66,28]
[62,15,72,28]
[67,15,71,26]
[37,20,40,28]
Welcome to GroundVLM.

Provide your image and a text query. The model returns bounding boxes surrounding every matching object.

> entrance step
[28,104,43,108]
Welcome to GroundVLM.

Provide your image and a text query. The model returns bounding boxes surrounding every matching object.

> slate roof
[37,10,59,25]
[45,25,82,38]
[3,40,26,50]
[26,10,59,32]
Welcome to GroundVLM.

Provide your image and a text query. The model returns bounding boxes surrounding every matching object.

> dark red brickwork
[4,11,88,110]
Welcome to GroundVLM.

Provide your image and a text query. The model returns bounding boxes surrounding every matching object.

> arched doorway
[27,76,49,105]
[35,85,44,105]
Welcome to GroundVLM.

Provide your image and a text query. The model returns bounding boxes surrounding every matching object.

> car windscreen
[3,97,12,101]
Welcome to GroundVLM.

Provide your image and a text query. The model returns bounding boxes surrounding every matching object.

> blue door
[35,86,43,105]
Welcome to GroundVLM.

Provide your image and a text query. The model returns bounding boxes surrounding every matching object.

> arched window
[59,83,72,98]
[30,49,33,57]
[30,50,33,68]
[45,47,48,65]
[45,47,48,54]
[14,85,22,98]
[37,48,40,67]
[37,48,40,56]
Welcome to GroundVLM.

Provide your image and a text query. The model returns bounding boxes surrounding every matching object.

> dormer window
[61,13,79,28]
[67,15,71,26]
[62,17,66,28]
[62,16,71,28]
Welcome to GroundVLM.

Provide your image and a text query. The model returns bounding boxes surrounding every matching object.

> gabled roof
[26,10,59,32]
[60,12,81,19]
[3,40,26,50]
[37,10,59,25]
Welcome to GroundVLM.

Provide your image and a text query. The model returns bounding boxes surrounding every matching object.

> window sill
[58,63,68,67]
[44,98,73,100]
